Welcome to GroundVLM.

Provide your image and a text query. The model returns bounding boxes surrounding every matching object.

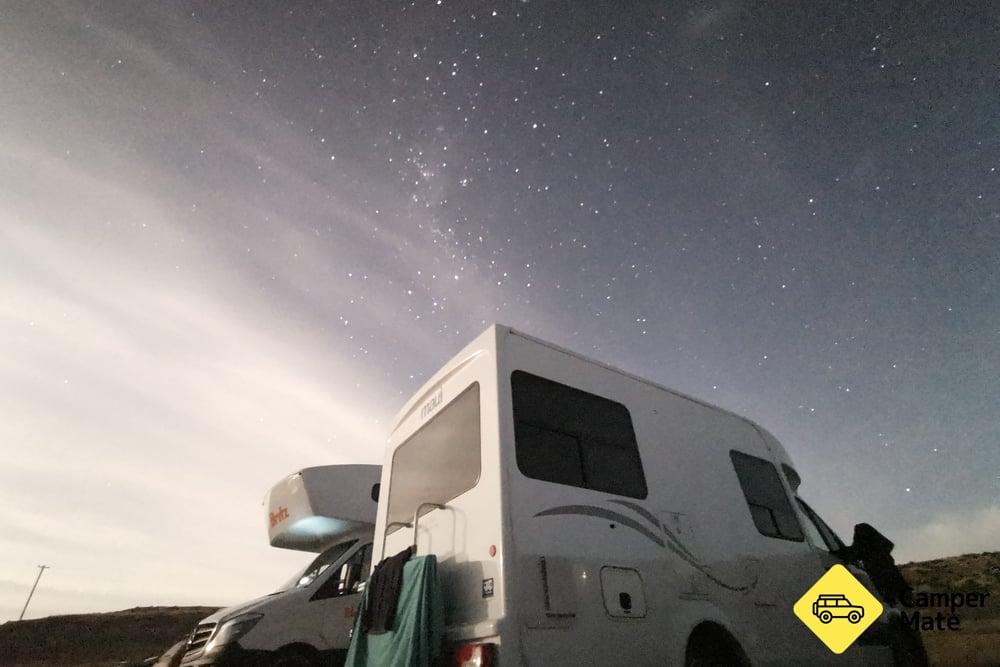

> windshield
[796,498,846,554]
[277,539,357,592]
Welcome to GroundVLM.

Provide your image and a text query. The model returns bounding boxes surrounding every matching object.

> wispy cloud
[0,3,549,617]
[894,505,1000,564]
[0,149,397,619]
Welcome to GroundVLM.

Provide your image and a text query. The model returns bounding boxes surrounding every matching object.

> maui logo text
[420,388,443,420]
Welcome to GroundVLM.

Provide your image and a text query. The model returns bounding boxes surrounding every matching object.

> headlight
[203,613,263,654]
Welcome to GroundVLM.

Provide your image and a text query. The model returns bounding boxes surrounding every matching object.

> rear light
[452,642,497,667]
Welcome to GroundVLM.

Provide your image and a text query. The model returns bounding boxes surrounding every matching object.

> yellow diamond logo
[793,564,883,654]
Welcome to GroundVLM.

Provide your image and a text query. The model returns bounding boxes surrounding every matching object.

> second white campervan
[180,465,379,667]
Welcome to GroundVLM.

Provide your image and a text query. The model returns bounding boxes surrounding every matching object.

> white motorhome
[180,465,379,667]
[372,325,903,665]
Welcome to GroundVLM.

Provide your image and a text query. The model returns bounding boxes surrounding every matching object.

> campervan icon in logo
[793,564,883,654]
[813,594,864,624]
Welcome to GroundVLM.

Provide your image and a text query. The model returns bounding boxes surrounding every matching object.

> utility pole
[18,565,49,621]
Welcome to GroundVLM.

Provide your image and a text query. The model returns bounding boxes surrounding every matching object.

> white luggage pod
[266,464,381,552]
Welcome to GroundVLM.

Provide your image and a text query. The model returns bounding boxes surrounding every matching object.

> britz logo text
[270,506,290,527]
[420,388,443,420]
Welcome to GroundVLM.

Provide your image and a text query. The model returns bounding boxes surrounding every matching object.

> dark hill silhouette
[0,606,218,666]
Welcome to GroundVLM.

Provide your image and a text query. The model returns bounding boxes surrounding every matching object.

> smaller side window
[781,463,801,492]
[730,450,804,541]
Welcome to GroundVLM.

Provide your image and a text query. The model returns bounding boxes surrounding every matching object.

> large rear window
[511,371,647,499]
[386,383,481,534]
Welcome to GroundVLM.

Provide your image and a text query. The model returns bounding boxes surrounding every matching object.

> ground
[0,553,996,666]
[899,552,1000,666]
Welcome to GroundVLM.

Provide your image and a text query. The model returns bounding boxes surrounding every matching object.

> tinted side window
[512,371,647,499]
[730,450,803,541]
[311,542,370,600]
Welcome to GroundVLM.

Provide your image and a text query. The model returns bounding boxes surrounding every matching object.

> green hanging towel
[345,555,444,667]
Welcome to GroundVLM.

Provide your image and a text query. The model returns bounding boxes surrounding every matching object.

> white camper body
[181,465,379,667]
[372,325,896,666]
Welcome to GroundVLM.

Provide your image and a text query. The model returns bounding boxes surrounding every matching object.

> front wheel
[848,610,862,624]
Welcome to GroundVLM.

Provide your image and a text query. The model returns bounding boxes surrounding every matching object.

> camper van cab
[372,325,899,665]
[180,465,379,667]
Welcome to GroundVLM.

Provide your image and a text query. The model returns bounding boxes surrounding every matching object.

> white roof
[391,324,785,448]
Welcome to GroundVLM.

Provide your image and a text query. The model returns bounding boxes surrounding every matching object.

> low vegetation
[900,552,1000,666]
[0,606,217,667]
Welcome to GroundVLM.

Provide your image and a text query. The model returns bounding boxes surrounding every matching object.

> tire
[819,611,833,623]
[685,627,749,667]
[270,648,318,667]
[848,610,862,624]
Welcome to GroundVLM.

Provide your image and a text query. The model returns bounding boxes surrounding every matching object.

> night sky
[2,1,998,619]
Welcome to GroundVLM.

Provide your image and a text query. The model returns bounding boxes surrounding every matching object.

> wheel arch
[685,620,752,667]
[271,642,322,666]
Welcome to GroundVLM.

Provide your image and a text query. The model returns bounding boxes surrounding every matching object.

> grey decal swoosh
[607,499,662,530]
[606,499,700,563]
[535,502,757,593]
[664,541,757,593]
[534,505,665,548]
[662,528,700,564]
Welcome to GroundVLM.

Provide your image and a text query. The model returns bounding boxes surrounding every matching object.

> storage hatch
[600,566,646,618]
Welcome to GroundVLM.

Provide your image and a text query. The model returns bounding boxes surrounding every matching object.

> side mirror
[849,522,910,606]
[371,483,380,502]
[851,522,894,556]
